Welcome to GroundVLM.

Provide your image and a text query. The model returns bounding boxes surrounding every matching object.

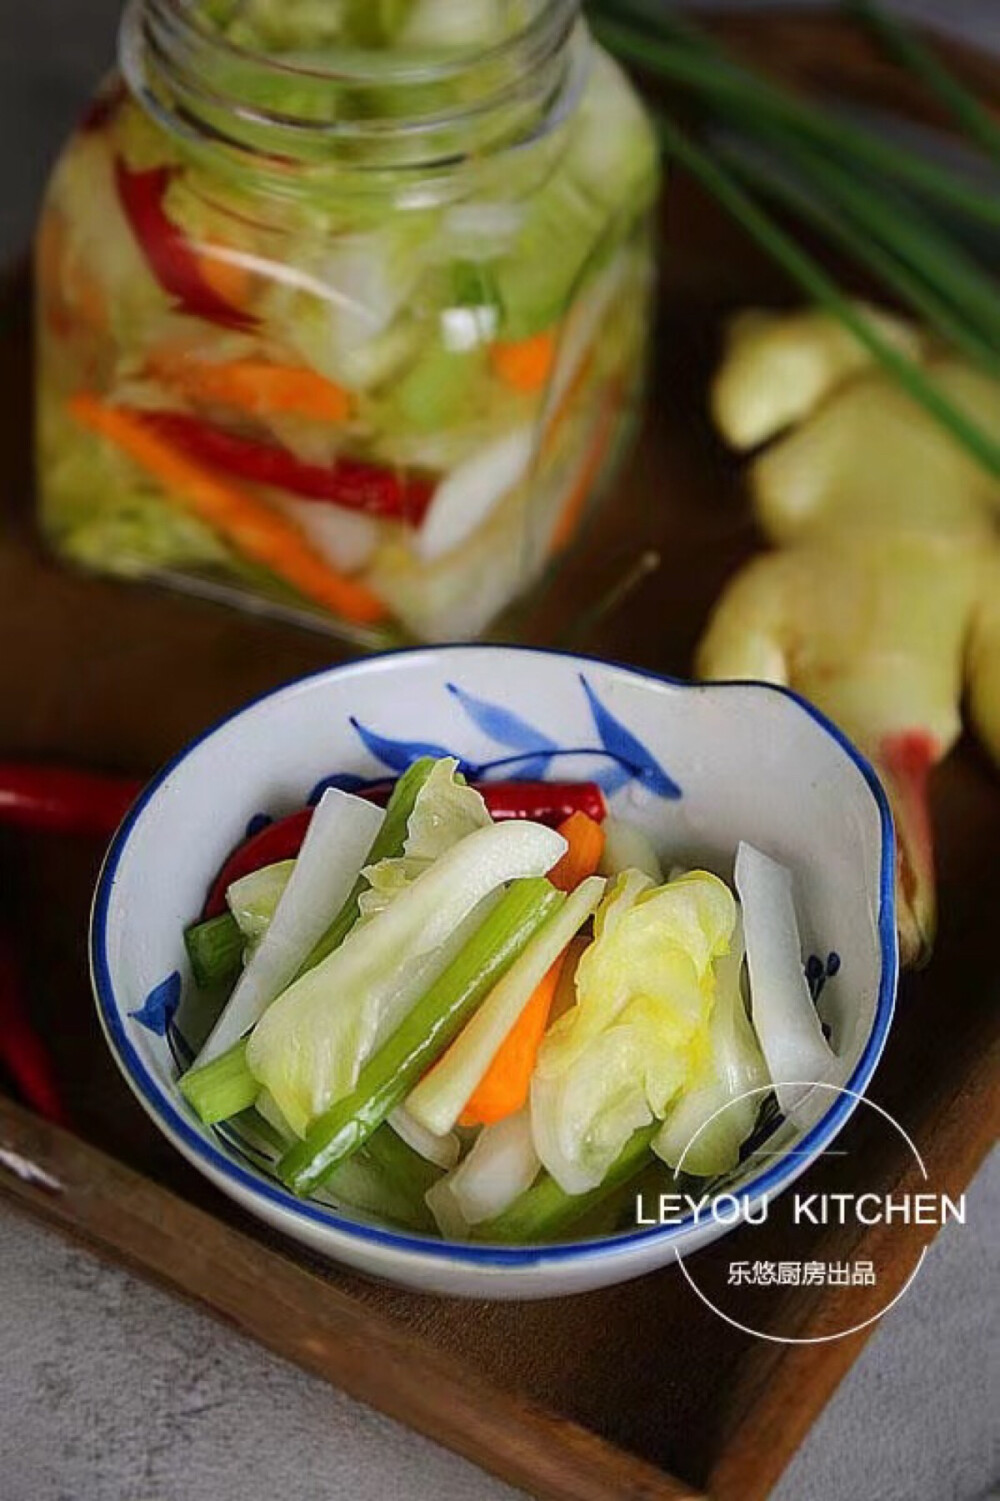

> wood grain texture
[1,11,998,1500]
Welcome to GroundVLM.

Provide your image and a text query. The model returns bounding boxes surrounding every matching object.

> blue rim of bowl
[91,644,898,1270]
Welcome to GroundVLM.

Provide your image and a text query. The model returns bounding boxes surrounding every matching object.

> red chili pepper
[0,764,142,837]
[0,931,70,1127]
[202,781,606,915]
[203,808,313,917]
[476,781,607,826]
[114,159,256,332]
[140,410,436,522]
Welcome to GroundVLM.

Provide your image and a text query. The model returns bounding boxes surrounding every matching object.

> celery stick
[184,912,244,990]
[278,877,564,1196]
[297,756,437,974]
[474,1122,659,1244]
[405,875,605,1137]
[180,1040,257,1124]
[365,1123,443,1205]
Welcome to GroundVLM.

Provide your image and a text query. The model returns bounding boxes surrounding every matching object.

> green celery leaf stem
[180,1039,256,1124]
[279,876,565,1196]
[184,911,244,990]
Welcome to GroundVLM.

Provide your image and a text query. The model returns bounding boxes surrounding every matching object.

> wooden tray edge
[0,1094,699,1501]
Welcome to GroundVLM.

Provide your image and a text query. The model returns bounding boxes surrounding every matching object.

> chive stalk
[716,137,1000,377]
[278,877,565,1196]
[653,116,1000,476]
[475,1122,660,1244]
[593,15,1000,228]
[848,0,1000,165]
[732,120,1000,346]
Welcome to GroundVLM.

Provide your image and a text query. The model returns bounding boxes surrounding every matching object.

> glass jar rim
[120,0,587,183]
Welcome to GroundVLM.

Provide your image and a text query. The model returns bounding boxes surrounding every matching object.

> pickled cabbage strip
[248,820,566,1135]
[277,877,562,1193]
[653,916,770,1176]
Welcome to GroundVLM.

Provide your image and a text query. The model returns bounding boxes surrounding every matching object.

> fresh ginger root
[699,304,1000,966]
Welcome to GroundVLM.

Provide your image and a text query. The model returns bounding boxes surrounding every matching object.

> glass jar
[35,0,658,645]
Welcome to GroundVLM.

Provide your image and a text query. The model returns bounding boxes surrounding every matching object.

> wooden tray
[1,13,997,1499]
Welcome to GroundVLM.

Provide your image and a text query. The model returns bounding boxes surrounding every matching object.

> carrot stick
[549,388,619,554]
[458,952,567,1128]
[194,251,253,313]
[68,394,386,625]
[457,813,604,1128]
[548,811,606,892]
[150,352,353,424]
[490,330,557,392]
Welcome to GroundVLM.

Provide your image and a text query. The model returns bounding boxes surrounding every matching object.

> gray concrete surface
[1,3,998,1498]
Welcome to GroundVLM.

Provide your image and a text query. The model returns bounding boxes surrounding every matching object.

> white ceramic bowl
[91,646,897,1299]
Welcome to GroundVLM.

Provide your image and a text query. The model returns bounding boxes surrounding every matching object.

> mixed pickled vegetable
[178,758,838,1243]
[36,1,658,641]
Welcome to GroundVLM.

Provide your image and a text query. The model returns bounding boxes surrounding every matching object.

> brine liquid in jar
[35,0,659,644]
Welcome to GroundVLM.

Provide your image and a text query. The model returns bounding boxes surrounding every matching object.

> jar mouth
[121,0,586,179]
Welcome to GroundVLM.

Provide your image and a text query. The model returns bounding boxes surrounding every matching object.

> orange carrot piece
[151,353,353,425]
[457,813,604,1128]
[458,951,568,1129]
[194,249,253,313]
[68,393,386,625]
[490,330,557,392]
[548,811,606,892]
[549,388,619,555]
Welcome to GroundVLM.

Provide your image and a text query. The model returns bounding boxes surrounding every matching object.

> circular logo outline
[672,1081,929,1345]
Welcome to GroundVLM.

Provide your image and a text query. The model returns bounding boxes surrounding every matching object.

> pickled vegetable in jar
[35,0,659,644]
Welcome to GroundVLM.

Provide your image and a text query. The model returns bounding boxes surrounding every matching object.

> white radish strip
[273,495,378,573]
[405,875,605,1137]
[388,1106,460,1171]
[448,1108,540,1225]
[542,249,631,424]
[734,841,837,1116]
[598,817,664,883]
[425,1173,471,1241]
[196,790,385,1066]
[416,427,535,561]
